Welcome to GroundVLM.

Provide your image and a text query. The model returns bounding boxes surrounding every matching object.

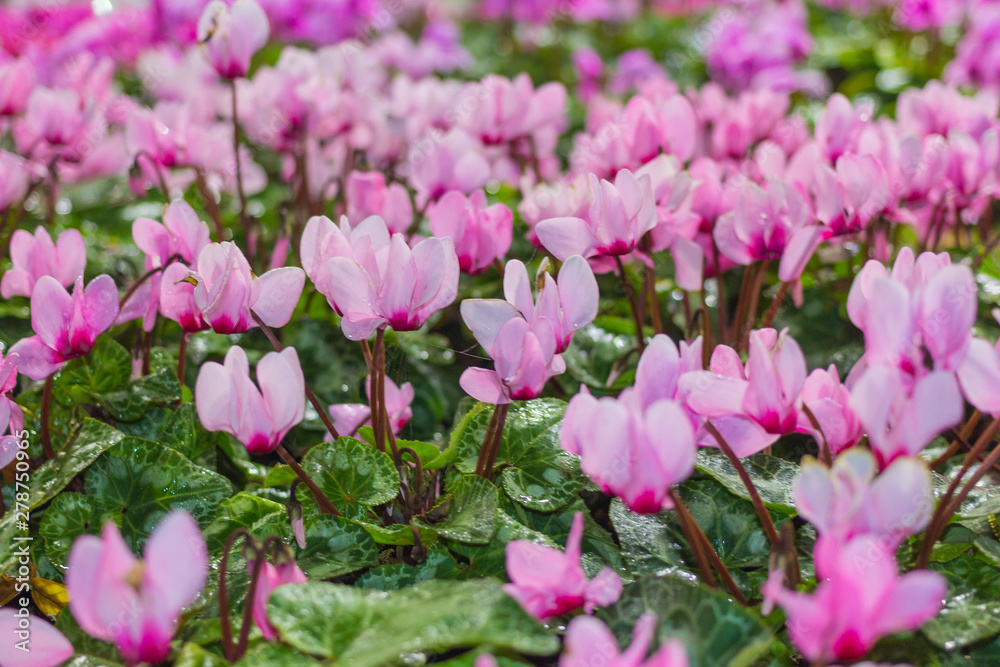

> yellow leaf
[30,577,68,617]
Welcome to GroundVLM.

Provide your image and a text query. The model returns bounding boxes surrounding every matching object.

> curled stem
[276,444,341,517]
[704,421,780,548]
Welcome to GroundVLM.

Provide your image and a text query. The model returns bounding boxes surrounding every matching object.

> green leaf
[356,545,463,590]
[356,426,444,468]
[174,643,230,667]
[295,515,380,579]
[598,575,773,667]
[353,520,438,546]
[52,337,131,405]
[924,551,1000,649]
[561,323,635,391]
[454,400,581,512]
[235,644,322,667]
[84,438,234,551]
[97,348,181,421]
[448,511,556,578]
[203,493,288,553]
[0,419,124,570]
[695,449,801,514]
[414,473,498,545]
[296,438,400,515]
[159,402,227,463]
[40,493,103,570]
[268,578,558,665]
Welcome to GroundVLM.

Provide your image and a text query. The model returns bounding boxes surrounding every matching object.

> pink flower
[796,365,863,455]
[561,386,696,514]
[345,171,413,236]
[120,201,212,332]
[459,312,565,404]
[461,74,567,146]
[0,150,30,213]
[561,614,688,667]
[159,262,208,333]
[250,559,307,641]
[536,169,657,260]
[429,190,513,275]
[681,328,806,439]
[9,275,119,381]
[713,179,823,283]
[0,609,74,667]
[132,200,211,268]
[850,366,963,466]
[195,346,304,454]
[501,256,599,353]
[327,375,415,439]
[66,511,208,666]
[405,129,491,204]
[0,351,23,471]
[1,227,85,299]
[794,448,932,546]
[504,512,622,619]
[197,0,270,79]
[189,241,305,334]
[15,87,88,149]
[0,57,36,116]
[320,216,459,340]
[763,535,945,664]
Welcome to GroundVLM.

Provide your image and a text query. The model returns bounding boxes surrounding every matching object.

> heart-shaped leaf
[296,438,400,516]
[415,473,498,545]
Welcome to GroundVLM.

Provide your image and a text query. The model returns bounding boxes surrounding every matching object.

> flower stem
[760,281,789,330]
[40,376,54,459]
[916,415,1000,568]
[196,169,225,240]
[644,264,663,334]
[249,310,340,440]
[230,80,249,240]
[276,444,341,517]
[133,150,171,199]
[614,255,646,353]
[704,421,780,548]
[219,528,251,662]
[177,334,188,386]
[668,488,716,589]
[475,403,509,478]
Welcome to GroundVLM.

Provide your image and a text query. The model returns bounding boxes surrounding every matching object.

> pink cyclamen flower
[159,262,208,333]
[197,0,270,79]
[189,241,305,334]
[0,351,23,470]
[345,171,414,236]
[328,374,414,439]
[250,558,307,641]
[9,275,120,381]
[561,386,696,514]
[681,328,806,440]
[796,364,863,455]
[501,256,599,354]
[561,613,689,667]
[1,227,86,299]
[66,510,208,666]
[0,57,36,116]
[429,190,513,275]
[763,535,945,664]
[794,448,932,547]
[459,303,565,404]
[714,179,823,283]
[196,346,305,454]
[133,200,211,268]
[0,150,31,213]
[504,512,622,619]
[850,366,963,466]
[320,216,459,340]
[536,169,657,260]
[0,608,74,667]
